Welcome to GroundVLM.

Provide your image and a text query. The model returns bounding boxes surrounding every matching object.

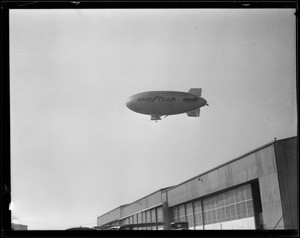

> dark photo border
[1,1,298,237]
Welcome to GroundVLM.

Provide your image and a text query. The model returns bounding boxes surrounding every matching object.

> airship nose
[126,96,139,111]
[126,97,133,109]
[126,96,144,113]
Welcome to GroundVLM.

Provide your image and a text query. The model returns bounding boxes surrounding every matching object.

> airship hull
[126,91,207,116]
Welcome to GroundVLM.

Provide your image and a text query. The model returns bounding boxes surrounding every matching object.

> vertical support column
[192,202,196,230]
[155,208,158,230]
[162,202,172,230]
[201,199,205,230]
[251,180,263,229]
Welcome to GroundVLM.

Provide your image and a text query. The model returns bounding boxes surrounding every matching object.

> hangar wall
[117,189,165,230]
[164,144,277,207]
[258,172,283,229]
[96,137,297,230]
[274,137,298,229]
[120,190,163,219]
[161,142,287,229]
[97,206,122,226]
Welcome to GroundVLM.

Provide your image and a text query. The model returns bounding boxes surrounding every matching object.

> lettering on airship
[137,96,176,102]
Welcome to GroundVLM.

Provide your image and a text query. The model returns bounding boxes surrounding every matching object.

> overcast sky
[10,9,296,230]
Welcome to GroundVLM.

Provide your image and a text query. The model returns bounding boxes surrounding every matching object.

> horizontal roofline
[97,204,130,219]
[97,187,172,220]
[133,186,173,202]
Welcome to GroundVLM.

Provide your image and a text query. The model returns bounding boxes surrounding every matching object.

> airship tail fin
[188,88,202,96]
[186,108,200,117]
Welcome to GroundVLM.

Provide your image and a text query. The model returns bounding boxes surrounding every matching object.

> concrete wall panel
[274,137,298,229]
[259,172,284,229]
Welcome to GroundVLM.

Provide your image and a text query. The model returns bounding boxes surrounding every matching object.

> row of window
[119,206,163,230]
[173,184,254,229]
[131,226,164,230]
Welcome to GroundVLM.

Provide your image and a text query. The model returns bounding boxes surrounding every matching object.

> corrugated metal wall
[274,137,298,229]
[165,144,277,207]
[120,190,162,219]
[164,143,289,230]
[97,207,121,226]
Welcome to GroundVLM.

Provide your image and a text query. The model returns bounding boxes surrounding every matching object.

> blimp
[126,88,208,121]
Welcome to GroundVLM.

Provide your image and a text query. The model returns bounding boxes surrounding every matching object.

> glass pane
[194,200,203,226]
[245,184,252,200]
[246,200,254,217]
[236,201,247,219]
[146,210,151,222]
[234,187,245,203]
[229,205,236,220]
[211,209,216,224]
[220,207,226,222]
[194,200,202,212]
[173,206,178,222]
[157,207,163,222]
[178,204,186,222]
[186,202,194,228]
[151,209,156,222]
[204,210,212,225]
[216,193,224,208]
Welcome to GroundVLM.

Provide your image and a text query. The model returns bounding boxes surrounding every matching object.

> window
[178,204,186,222]
[133,214,137,224]
[142,212,146,224]
[204,210,212,224]
[226,205,236,221]
[171,184,254,229]
[146,210,151,223]
[194,200,203,227]
[246,200,254,217]
[202,184,254,225]
[245,185,252,200]
[157,207,163,222]
[234,186,245,203]
[216,193,224,208]
[216,207,225,223]
[186,202,194,229]
[236,201,247,219]
[211,208,217,224]
[223,190,234,206]
[151,209,156,222]
[173,206,179,222]
[138,213,142,223]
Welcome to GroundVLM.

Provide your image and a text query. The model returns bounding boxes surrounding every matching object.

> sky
[9,9,297,230]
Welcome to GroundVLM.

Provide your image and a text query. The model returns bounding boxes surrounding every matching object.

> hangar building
[96,137,298,230]
[11,223,28,230]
